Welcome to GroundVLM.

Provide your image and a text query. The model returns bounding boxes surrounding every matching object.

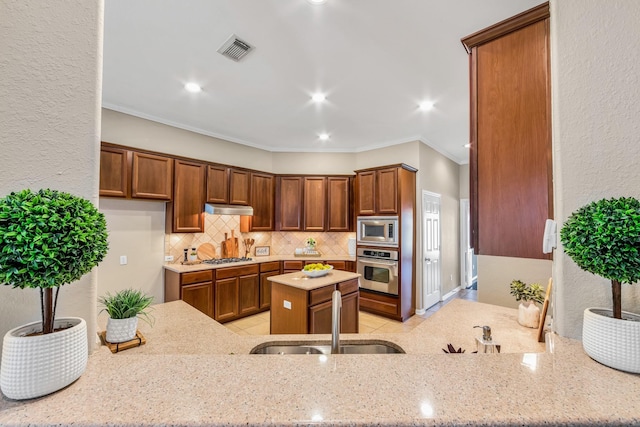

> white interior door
[422,191,441,309]
[460,199,473,289]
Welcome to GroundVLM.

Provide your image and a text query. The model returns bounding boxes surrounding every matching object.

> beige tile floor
[224,288,478,335]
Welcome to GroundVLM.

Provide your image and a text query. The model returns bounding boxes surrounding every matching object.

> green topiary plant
[99,288,154,325]
[0,189,109,334]
[560,197,640,319]
[510,280,545,305]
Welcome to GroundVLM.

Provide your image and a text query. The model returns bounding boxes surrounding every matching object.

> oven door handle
[357,258,398,267]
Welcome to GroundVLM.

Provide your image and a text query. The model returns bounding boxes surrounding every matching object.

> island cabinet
[214,264,261,323]
[355,165,415,216]
[268,270,360,334]
[100,143,173,200]
[166,159,206,233]
[164,269,214,318]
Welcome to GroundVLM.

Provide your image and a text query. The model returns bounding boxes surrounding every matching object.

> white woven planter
[583,308,640,374]
[1,317,87,400]
[106,317,138,343]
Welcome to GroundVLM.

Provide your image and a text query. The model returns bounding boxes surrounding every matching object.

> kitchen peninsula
[268,269,360,334]
[1,300,639,426]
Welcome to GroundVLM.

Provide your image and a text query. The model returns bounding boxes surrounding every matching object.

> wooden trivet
[99,330,146,353]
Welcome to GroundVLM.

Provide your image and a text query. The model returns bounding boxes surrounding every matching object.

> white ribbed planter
[583,308,640,374]
[1,317,87,400]
[106,317,138,343]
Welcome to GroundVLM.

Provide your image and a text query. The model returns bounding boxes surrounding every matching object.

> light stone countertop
[267,270,360,291]
[163,254,356,273]
[1,299,640,426]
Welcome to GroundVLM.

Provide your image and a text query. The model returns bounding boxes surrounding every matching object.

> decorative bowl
[301,265,333,278]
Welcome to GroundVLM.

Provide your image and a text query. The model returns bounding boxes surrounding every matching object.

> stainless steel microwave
[356,216,399,247]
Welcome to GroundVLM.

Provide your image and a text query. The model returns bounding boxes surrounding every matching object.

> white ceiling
[102,0,542,165]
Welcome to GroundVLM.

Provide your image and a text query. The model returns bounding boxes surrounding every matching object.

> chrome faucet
[331,290,342,354]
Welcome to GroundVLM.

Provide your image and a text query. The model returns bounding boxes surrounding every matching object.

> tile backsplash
[166,214,355,262]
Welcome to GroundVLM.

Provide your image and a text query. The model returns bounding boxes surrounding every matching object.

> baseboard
[415,308,427,315]
[442,286,461,301]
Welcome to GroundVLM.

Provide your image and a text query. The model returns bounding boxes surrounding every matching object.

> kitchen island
[1,300,639,426]
[268,270,360,334]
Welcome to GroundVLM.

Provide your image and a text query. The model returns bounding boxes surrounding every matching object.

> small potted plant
[560,197,640,373]
[510,279,545,328]
[99,288,154,343]
[0,189,109,400]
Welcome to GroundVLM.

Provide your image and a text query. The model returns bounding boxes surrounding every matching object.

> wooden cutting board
[222,231,239,258]
[197,243,216,260]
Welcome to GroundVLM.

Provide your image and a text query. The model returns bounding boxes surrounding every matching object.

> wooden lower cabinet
[164,269,214,318]
[359,289,402,319]
[214,264,260,323]
[271,277,359,334]
[259,261,280,310]
[181,282,213,318]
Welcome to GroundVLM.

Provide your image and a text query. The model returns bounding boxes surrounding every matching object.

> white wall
[0,0,103,355]
[550,0,640,339]
[98,199,166,304]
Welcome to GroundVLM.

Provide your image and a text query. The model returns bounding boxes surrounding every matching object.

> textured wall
[0,1,103,355]
[550,0,640,339]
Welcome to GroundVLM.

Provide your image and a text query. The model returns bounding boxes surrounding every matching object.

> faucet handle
[474,325,492,342]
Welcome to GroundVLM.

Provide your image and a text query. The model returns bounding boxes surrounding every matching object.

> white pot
[517,301,540,328]
[1,317,87,400]
[106,317,138,343]
[583,308,640,374]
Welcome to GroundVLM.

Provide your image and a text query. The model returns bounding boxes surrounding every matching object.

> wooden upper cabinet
[462,3,552,260]
[277,176,304,231]
[327,177,351,231]
[206,165,229,204]
[99,146,129,197]
[303,177,326,231]
[131,151,173,200]
[169,159,205,233]
[356,170,376,215]
[376,167,398,214]
[250,172,275,231]
[229,168,250,205]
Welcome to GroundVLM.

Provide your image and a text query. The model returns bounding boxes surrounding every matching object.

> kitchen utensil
[221,233,229,258]
[196,243,216,260]
[230,230,239,258]
[243,238,255,257]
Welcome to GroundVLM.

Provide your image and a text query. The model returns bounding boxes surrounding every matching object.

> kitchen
[2,0,640,426]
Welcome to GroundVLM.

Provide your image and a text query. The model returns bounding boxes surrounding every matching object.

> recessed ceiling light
[318,133,330,141]
[307,0,327,5]
[185,82,202,93]
[419,101,434,111]
[311,93,326,102]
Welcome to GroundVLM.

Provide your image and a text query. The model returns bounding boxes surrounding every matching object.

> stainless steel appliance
[356,248,399,295]
[356,216,399,247]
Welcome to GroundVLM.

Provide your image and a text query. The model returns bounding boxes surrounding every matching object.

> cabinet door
[376,167,398,214]
[238,274,260,316]
[356,171,376,215]
[250,172,275,231]
[229,169,250,205]
[304,177,326,231]
[327,177,351,231]
[214,277,238,322]
[259,270,279,309]
[277,177,303,230]
[308,300,332,334]
[181,282,213,318]
[340,291,359,333]
[170,160,205,233]
[206,165,229,204]
[131,151,173,200]
[99,146,129,197]
[325,260,347,271]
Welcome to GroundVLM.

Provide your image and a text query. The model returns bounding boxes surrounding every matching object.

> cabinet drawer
[216,264,259,280]
[325,260,347,270]
[309,284,336,306]
[181,270,213,285]
[282,260,303,271]
[338,278,359,295]
[260,261,280,273]
[359,293,398,315]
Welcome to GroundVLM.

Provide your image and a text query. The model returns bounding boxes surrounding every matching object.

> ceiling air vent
[217,34,254,62]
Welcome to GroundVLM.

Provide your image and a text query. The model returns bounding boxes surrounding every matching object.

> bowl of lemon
[302,263,333,277]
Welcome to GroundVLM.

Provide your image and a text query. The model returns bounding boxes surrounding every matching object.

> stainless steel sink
[250,341,405,355]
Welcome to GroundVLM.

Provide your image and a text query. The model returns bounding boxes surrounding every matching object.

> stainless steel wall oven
[356,248,399,295]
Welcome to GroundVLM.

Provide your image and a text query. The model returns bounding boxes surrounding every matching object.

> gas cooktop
[202,257,253,265]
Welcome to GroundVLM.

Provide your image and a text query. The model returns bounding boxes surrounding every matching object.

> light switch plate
[284,300,292,310]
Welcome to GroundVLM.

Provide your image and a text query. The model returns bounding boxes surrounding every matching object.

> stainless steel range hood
[205,203,254,216]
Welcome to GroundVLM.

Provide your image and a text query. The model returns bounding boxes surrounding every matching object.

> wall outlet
[119,255,128,265]
[284,300,292,310]
[165,255,174,262]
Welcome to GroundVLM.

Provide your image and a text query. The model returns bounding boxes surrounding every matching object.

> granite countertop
[267,270,360,291]
[1,300,639,426]
[164,254,356,273]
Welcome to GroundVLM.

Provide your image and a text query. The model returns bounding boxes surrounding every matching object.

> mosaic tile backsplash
[166,214,355,262]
